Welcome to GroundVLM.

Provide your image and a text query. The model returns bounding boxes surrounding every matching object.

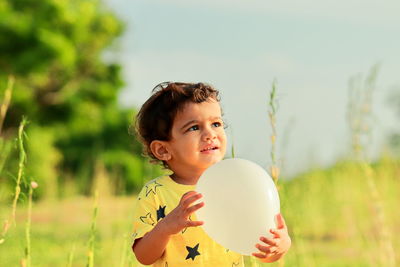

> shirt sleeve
[131,186,158,246]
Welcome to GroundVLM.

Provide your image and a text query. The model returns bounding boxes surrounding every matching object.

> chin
[197,152,225,169]
[205,156,223,167]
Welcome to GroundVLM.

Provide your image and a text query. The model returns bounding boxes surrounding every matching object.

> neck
[169,168,205,185]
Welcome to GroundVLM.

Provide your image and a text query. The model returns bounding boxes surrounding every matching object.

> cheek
[219,129,227,141]
[219,133,227,148]
[221,142,227,152]
[180,136,199,149]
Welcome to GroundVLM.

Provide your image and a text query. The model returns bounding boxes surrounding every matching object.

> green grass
[278,157,400,267]
[0,157,399,266]
[0,196,139,267]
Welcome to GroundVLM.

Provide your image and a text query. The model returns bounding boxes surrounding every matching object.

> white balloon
[195,158,280,255]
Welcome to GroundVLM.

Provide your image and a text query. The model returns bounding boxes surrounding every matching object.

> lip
[200,145,219,153]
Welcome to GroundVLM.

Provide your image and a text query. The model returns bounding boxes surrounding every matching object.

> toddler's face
[166,99,227,172]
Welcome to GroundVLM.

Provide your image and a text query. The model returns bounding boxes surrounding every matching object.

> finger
[255,243,273,254]
[275,213,287,229]
[182,193,203,208]
[260,236,277,246]
[186,220,204,227]
[186,202,205,215]
[270,228,281,238]
[269,246,278,253]
[180,191,197,203]
[252,252,269,259]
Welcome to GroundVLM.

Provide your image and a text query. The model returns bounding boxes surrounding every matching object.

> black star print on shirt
[145,181,163,197]
[185,243,200,261]
[140,212,155,226]
[157,205,166,221]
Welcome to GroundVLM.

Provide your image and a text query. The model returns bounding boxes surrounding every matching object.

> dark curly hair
[133,82,221,167]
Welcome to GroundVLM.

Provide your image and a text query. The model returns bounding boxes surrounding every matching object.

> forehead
[174,100,222,124]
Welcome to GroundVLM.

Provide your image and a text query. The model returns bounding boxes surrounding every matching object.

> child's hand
[158,191,204,236]
[252,213,291,263]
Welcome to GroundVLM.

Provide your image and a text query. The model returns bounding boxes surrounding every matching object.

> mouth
[200,146,219,152]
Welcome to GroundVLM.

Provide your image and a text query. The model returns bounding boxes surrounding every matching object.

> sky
[105,0,400,177]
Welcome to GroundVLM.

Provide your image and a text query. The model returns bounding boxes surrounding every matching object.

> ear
[150,140,172,161]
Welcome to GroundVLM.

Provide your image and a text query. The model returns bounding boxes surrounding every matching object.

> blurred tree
[0,0,159,197]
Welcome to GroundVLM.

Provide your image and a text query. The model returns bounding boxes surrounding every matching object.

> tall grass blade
[347,64,395,266]
[67,243,76,267]
[1,117,28,245]
[11,117,28,226]
[24,182,37,267]
[268,79,279,184]
[0,75,14,135]
[86,190,99,267]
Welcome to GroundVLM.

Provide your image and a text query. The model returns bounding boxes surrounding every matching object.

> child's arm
[252,213,291,263]
[132,191,204,265]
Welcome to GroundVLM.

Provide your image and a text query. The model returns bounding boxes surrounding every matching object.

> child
[131,82,291,266]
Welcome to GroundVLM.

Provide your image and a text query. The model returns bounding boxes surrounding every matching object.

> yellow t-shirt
[132,175,244,267]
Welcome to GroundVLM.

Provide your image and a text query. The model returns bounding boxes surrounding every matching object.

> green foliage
[0,0,159,197]
[25,125,61,199]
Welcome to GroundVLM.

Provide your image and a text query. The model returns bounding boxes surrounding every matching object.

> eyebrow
[180,116,222,131]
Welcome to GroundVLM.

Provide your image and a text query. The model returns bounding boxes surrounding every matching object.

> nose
[202,127,217,142]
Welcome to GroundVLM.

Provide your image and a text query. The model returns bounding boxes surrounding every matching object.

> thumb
[275,213,286,229]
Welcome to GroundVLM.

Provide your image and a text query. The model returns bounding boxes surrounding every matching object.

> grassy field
[1,157,399,266]
[280,157,400,267]
[0,195,139,266]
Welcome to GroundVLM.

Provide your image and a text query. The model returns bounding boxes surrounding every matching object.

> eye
[188,125,199,131]
[212,121,222,128]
